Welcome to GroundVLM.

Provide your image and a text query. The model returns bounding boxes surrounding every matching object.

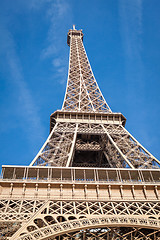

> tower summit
[0,27,160,239]
[67,25,83,46]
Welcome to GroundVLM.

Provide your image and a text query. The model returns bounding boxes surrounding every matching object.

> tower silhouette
[0,26,160,240]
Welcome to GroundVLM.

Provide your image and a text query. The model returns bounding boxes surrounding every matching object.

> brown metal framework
[0,26,160,239]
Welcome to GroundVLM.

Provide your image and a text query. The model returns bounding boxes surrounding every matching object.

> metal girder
[9,200,160,239]
[1,26,160,240]
[29,121,160,169]
[28,27,160,169]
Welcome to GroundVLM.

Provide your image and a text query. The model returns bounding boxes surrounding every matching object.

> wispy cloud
[118,0,153,147]
[118,0,144,103]
[41,0,72,85]
[42,0,70,58]
[119,0,143,59]
[52,58,62,67]
[0,20,45,143]
[0,0,72,143]
[27,0,50,10]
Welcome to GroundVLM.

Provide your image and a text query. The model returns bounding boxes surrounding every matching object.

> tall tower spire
[28,27,160,169]
[63,27,111,113]
[1,27,160,240]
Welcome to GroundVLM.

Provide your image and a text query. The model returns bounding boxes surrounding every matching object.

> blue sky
[0,0,160,169]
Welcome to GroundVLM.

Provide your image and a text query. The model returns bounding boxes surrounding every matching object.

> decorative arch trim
[16,215,160,240]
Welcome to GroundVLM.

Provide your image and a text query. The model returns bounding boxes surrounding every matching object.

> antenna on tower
[73,24,76,30]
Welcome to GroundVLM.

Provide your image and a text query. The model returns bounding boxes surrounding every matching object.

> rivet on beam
[47,184,51,198]
[60,184,63,196]
[22,183,26,196]
[96,184,99,197]
[84,184,87,198]
[35,183,38,197]
[120,185,123,199]
[154,185,159,199]
[108,185,111,199]
[72,184,75,197]
[131,185,135,199]
[143,185,147,199]
[10,183,13,195]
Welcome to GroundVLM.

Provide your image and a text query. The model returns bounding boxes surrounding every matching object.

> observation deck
[67,25,83,46]
[1,165,160,201]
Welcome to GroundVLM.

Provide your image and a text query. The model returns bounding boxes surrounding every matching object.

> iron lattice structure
[0,26,160,240]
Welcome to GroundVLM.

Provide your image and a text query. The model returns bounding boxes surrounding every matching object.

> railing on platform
[1,165,160,184]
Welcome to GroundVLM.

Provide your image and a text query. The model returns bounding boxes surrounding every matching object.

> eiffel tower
[1,26,160,240]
